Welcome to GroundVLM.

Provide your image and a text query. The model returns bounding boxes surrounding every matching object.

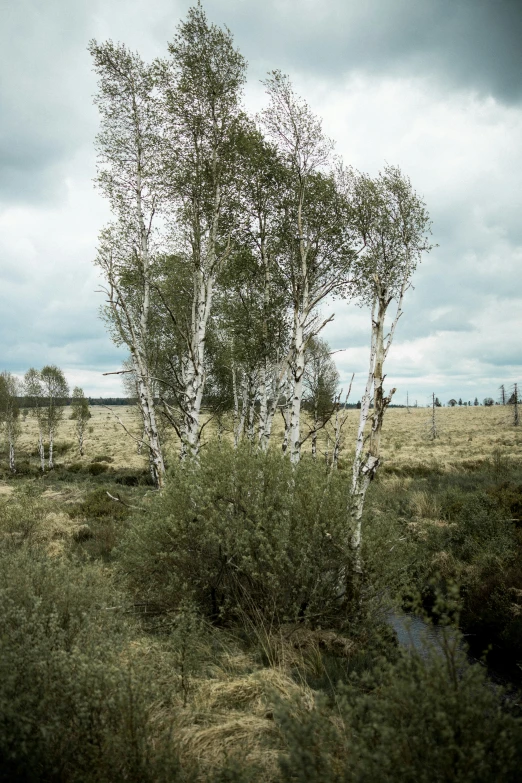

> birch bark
[90,40,165,486]
[156,7,246,458]
[343,165,434,588]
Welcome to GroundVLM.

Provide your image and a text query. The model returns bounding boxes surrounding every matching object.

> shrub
[442,493,515,564]
[118,443,352,628]
[115,469,155,486]
[88,461,109,476]
[277,629,522,782]
[0,547,189,782]
[69,487,130,523]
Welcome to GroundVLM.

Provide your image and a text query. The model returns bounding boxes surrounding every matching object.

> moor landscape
[2,3,522,782]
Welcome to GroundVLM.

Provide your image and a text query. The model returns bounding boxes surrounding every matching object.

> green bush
[88,461,109,476]
[277,629,522,782]
[69,487,130,522]
[442,493,515,564]
[118,443,352,628]
[115,469,155,486]
[0,548,186,781]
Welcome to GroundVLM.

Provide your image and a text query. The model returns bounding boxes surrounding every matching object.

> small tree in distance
[40,366,69,469]
[0,372,21,473]
[71,387,91,457]
[24,368,46,471]
[302,338,340,459]
[508,383,520,426]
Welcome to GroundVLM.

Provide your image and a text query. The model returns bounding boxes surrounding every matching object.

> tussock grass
[1,405,522,779]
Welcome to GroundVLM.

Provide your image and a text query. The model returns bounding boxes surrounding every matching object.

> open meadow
[1,403,522,780]
[9,402,522,475]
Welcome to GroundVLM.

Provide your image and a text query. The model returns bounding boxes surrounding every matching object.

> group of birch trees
[0,367,90,473]
[91,1,433,527]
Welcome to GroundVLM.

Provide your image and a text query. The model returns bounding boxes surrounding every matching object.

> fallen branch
[106,491,148,512]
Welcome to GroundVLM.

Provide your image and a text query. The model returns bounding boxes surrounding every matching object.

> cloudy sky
[2,0,521,403]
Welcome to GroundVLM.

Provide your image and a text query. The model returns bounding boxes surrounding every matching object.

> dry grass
[11,403,522,475]
[3,401,521,778]
[16,405,147,470]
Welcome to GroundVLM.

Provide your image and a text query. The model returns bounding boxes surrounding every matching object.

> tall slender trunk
[332,404,341,470]
[259,357,290,452]
[311,397,319,459]
[257,360,268,446]
[136,173,165,486]
[77,422,84,457]
[38,427,45,472]
[281,405,291,454]
[246,374,257,442]
[289,315,306,464]
[350,294,395,574]
[132,351,165,487]
[234,374,248,447]
[8,435,15,474]
[311,429,317,459]
[180,263,215,459]
[48,426,54,470]
[232,362,239,446]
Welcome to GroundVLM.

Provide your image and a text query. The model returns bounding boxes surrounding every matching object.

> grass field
[1,403,522,780]
[7,402,522,475]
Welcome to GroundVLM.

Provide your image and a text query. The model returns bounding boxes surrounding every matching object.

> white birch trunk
[332,405,341,470]
[234,374,248,447]
[180,263,215,459]
[77,422,85,457]
[259,357,290,452]
[38,427,45,472]
[349,294,397,577]
[48,426,54,470]
[136,174,166,486]
[8,437,15,474]
[132,351,165,487]
[246,374,257,443]
[289,316,306,464]
[257,361,268,446]
[232,362,239,447]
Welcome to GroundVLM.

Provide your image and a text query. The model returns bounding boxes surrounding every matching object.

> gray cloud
[204,0,522,103]
[0,0,100,204]
[1,0,522,398]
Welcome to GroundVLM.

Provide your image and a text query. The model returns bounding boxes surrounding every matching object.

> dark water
[387,609,521,701]
[387,610,454,656]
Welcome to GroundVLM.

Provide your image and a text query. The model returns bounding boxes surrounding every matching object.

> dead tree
[427,392,439,440]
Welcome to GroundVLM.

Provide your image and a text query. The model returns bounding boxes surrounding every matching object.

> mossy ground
[1,405,521,780]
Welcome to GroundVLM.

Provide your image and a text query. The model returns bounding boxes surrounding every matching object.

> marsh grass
[1,406,522,780]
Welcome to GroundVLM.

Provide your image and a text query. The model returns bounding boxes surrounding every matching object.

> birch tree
[348,165,433,578]
[40,366,69,470]
[232,128,292,449]
[24,368,45,471]
[71,387,90,457]
[155,4,247,458]
[0,372,21,473]
[89,40,165,487]
[261,73,354,464]
[302,338,339,458]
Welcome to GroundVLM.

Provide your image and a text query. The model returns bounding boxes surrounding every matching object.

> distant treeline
[18,397,135,408]
[17,397,408,410]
